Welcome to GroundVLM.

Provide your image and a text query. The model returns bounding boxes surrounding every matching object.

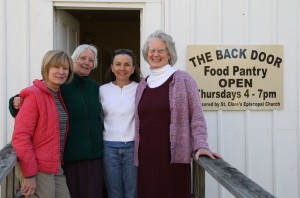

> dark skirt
[63,159,104,198]
[137,75,191,198]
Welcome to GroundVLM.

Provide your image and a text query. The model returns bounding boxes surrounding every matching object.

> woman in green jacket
[10,44,104,198]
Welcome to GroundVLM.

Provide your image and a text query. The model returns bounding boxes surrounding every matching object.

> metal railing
[0,143,275,198]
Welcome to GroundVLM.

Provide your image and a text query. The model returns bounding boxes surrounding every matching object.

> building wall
[1,0,299,197]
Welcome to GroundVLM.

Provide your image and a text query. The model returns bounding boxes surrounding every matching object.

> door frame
[52,1,163,75]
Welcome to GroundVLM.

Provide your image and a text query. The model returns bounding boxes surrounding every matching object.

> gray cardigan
[134,70,210,166]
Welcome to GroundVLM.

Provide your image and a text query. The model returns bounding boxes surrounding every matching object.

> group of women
[10,30,221,198]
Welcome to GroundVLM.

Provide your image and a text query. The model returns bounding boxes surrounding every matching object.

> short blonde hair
[41,50,74,84]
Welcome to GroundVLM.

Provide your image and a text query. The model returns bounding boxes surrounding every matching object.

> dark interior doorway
[65,9,140,84]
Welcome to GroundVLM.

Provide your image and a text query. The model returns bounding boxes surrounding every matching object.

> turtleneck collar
[73,73,91,88]
[74,73,88,80]
[150,64,172,76]
[147,64,176,88]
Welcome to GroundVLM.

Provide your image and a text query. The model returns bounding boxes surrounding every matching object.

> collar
[147,64,176,88]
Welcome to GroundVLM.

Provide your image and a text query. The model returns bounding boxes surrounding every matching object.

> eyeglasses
[148,48,168,55]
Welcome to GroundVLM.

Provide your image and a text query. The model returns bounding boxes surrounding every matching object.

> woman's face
[111,54,134,83]
[147,38,171,69]
[46,64,69,91]
[74,49,95,76]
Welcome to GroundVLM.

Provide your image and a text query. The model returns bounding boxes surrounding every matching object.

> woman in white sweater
[99,49,141,198]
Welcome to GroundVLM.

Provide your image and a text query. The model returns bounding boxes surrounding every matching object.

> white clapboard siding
[0,0,299,197]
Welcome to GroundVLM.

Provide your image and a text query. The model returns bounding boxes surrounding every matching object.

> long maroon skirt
[137,75,191,198]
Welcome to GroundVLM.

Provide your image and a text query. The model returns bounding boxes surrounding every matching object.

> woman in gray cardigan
[134,30,222,198]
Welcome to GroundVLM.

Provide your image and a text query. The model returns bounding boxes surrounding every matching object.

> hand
[21,177,37,196]
[195,148,223,160]
[13,97,23,110]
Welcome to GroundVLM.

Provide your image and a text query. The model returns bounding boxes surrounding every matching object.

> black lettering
[189,57,197,67]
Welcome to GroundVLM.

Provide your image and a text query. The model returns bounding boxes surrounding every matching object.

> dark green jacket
[9,94,19,117]
[9,74,104,163]
[61,73,103,163]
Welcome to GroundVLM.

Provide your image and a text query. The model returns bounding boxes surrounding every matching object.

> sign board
[187,45,283,110]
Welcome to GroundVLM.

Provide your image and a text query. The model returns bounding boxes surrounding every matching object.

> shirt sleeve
[8,94,19,118]
[12,92,39,177]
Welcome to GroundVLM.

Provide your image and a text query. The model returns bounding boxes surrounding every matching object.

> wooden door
[54,9,80,54]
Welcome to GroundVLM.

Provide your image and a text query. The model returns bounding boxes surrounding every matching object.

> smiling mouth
[55,76,65,80]
[151,58,161,62]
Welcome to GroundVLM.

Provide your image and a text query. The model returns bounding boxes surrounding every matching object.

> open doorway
[63,9,141,84]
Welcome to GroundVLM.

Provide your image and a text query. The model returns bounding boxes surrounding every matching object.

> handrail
[0,143,20,198]
[1,142,276,198]
[193,155,276,198]
[0,143,17,182]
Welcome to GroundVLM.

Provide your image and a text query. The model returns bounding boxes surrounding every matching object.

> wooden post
[7,169,14,197]
[14,168,21,196]
[193,159,205,198]
[1,178,7,198]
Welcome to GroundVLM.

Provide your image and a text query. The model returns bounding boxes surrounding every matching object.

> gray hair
[142,30,178,66]
[71,44,98,69]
